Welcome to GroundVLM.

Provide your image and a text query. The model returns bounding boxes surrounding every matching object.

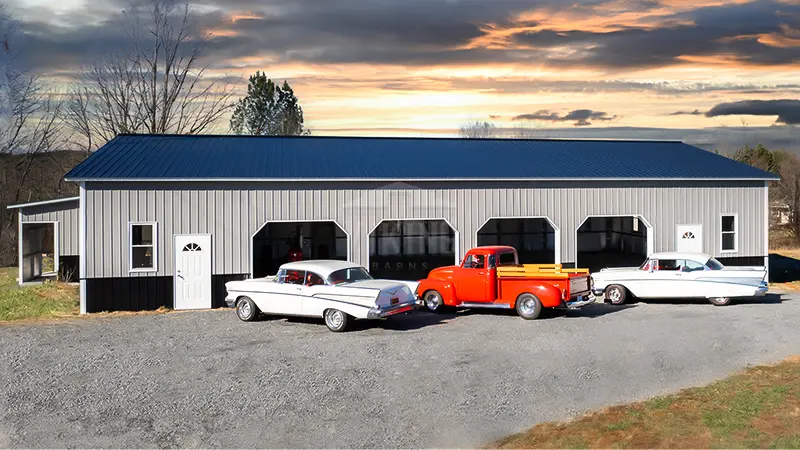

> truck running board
[457,302,512,309]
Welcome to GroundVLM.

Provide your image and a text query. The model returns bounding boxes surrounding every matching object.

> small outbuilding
[14,134,778,313]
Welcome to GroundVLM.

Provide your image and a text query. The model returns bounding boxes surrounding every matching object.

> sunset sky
[5,0,800,144]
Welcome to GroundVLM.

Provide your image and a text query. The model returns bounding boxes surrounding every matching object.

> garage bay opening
[369,219,456,280]
[20,222,57,283]
[252,221,348,278]
[576,216,650,272]
[477,218,557,264]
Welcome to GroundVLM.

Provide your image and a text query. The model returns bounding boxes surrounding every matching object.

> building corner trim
[79,183,87,314]
[17,210,22,286]
[764,181,769,283]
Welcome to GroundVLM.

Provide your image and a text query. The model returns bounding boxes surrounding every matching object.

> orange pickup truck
[417,246,594,319]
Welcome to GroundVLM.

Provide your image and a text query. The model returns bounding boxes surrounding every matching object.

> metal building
[8,197,80,284]
[13,134,777,313]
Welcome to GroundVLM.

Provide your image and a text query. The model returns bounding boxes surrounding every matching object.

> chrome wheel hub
[425,293,441,310]
[327,310,344,329]
[238,301,251,318]
[519,298,536,315]
[608,289,621,302]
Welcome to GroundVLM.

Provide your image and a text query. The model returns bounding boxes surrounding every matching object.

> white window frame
[129,222,158,273]
[720,214,738,253]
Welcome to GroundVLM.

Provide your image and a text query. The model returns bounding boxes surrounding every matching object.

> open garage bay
[1,296,798,448]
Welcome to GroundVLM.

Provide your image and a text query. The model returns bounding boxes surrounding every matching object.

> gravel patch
[1,294,799,448]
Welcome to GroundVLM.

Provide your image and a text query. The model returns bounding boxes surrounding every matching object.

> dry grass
[0,267,79,322]
[492,357,800,449]
[0,267,185,324]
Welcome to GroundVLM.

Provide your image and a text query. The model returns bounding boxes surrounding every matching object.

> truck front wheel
[516,294,543,320]
[423,290,444,313]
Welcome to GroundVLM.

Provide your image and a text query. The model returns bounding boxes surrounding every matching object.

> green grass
[492,357,800,449]
[0,267,79,322]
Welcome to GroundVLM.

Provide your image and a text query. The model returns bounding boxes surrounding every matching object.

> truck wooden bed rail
[497,264,590,279]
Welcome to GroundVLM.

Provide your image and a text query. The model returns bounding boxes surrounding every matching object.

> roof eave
[6,196,80,210]
[64,176,781,183]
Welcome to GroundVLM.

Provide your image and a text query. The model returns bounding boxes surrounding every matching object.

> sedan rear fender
[304,289,381,319]
[417,278,456,306]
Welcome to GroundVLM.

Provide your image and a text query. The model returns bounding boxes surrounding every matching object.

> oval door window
[182,243,202,252]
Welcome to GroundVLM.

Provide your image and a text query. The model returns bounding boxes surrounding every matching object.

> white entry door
[676,225,703,253]
[174,234,212,310]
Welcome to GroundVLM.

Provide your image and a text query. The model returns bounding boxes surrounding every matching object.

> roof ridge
[117,133,685,144]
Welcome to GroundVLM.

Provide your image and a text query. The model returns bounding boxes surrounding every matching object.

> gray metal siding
[84,181,767,278]
[20,201,80,256]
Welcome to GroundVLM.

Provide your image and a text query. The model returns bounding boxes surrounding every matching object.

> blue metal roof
[64,134,779,181]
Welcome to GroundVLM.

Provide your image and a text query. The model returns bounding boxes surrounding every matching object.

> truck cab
[417,246,594,320]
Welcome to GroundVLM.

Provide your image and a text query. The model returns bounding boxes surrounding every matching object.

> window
[721,215,737,252]
[328,267,372,285]
[462,254,485,269]
[498,251,518,266]
[183,243,202,252]
[130,223,156,271]
[305,272,325,286]
[655,259,680,271]
[640,259,653,271]
[681,260,706,272]
[706,258,725,270]
[277,269,305,285]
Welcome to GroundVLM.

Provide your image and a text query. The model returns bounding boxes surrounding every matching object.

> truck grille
[570,276,590,294]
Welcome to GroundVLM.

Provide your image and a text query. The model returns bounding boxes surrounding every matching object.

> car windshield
[705,258,725,270]
[639,259,652,270]
[328,267,373,285]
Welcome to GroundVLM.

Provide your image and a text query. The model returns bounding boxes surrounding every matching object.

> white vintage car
[591,252,768,306]
[225,260,421,332]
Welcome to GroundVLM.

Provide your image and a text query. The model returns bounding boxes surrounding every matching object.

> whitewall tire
[606,285,627,305]
[324,309,351,332]
[709,297,731,306]
[236,297,259,322]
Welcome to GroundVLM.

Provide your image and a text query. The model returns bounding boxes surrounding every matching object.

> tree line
[730,145,800,241]
[2,0,308,155]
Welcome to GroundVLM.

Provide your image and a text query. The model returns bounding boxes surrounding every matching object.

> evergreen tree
[230,73,307,136]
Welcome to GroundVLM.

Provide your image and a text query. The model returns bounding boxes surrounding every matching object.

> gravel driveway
[1,294,799,448]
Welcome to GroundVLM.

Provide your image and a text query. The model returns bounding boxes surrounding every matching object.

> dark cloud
[705,99,800,125]
[511,1,800,69]
[7,0,800,74]
[669,109,704,116]
[513,109,616,126]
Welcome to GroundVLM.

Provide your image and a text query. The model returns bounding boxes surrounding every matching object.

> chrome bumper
[592,288,606,296]
[755,282,769,296]
[564,295,596,310]
[367,300,418,319]
[225,297,235,308]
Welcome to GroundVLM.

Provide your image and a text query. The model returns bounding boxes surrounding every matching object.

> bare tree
[459,119,497,139]
[65,0,235,151]
[774,152,800,240]
[0,6,68,265]
[509,120,546,139]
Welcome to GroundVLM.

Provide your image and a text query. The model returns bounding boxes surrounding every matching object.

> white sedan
[591,252,768,306]
[225,260,421,332]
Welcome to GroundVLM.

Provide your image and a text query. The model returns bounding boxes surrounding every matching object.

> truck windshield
[328,267,373,285]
